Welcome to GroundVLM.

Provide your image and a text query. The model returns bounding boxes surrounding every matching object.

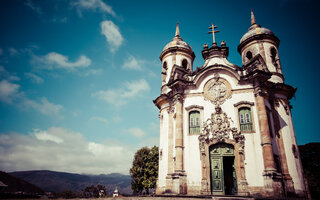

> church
[153,11,308,198]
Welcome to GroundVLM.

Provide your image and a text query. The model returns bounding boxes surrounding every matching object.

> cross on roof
[208,23,219,44]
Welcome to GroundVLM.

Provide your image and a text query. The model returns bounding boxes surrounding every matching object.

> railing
[240,123,253,132]
[190,126,200,134]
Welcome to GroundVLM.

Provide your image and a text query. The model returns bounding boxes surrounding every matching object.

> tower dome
[238,10,283,83]
[240,26,275,44]
[159,23,195,87]
[238,10,279,52]
[160,23,194,59]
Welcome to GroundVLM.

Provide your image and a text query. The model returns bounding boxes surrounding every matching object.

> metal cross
[208,23,219,44]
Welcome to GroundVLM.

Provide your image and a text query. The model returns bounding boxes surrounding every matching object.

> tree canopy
[130,146,159,195]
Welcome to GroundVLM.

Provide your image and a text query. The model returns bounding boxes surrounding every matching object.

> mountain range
[9,170,132,195]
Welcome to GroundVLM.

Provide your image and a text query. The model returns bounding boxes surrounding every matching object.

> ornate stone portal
[198,106,248,195]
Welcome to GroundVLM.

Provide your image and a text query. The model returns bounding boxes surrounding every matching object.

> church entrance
[210,143,237,195]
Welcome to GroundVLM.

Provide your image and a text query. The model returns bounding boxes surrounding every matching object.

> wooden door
[210,143,237,195]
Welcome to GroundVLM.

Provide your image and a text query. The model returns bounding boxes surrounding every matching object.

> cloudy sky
[0,0,319,175]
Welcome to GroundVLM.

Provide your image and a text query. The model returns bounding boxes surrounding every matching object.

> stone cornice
[160,46,195,61]
[234,101,254,107]
[185,105,204,111]
[268,82,297,100]
[153,94,169,109]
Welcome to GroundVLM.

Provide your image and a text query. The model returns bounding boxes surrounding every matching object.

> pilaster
[165,105,174,193]
[172,94,187,194]
[272,99,295,195]
[255,89,277,172]
[254,87,282,196]
[174,94,184,172]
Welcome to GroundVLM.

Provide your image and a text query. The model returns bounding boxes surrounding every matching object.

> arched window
[270,47,278,67]
[246,51,253,60]
[270,47,277,63]
[182,59,188,69]
[163,61,167,70]
[238,107,253,132]
[162,62,167,82]
[189,110,200,134]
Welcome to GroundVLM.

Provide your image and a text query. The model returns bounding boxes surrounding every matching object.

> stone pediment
[167,64,191,86]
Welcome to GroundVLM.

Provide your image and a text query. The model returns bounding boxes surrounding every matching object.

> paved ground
[104,197,212,200]
[78,196,252,200]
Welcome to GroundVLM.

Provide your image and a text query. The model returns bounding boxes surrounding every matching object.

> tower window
[162,62,167,82]
[189,111,200,134]
[163,61,167,69]
[246,51,253,60]
[270,47,277,63]
[238,107,252,132]
[182,59,188,69]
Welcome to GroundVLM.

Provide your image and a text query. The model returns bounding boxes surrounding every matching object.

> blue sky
[0,0,319,175]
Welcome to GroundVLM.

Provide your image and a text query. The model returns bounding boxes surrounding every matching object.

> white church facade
[153,12,308,198]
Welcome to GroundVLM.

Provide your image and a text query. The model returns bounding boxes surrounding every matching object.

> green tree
[83,185,99,198]
[130,146,159,195]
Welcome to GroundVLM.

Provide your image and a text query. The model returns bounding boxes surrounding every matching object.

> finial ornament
[175,22,180,37]
[251,10,256,25]
[208,23,219,44]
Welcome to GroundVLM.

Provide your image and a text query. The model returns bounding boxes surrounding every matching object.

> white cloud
[113,116,122,123]
[0,66,20,81]
[51,17,68,23]
[72,0,116,17]
[0,68,61,117]
[122,55,143,71]
[90,116,108,126]
[100,20,123,53]
[24,73,44,84]
[126,127,145,138]
[25,0,42,15]
[0,127,135,174]
[92,79,150,106]
[0,81,62,117]
[32,52,91,70]
[33,129,63,144]
[24,97,63,116]
[82,68,102,76]
[8,48,19,56]
[0,80,21,103]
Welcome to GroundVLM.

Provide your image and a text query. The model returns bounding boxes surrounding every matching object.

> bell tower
[159,23,195,92]
[238,10,284,83]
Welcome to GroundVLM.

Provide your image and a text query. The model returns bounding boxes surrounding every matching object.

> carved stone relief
[199,106,244,152]
[203,74,232,106]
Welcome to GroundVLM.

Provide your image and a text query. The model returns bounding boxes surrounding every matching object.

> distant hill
[299,143,320,199]
[9,170,132,195]
[0,171,43,198]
